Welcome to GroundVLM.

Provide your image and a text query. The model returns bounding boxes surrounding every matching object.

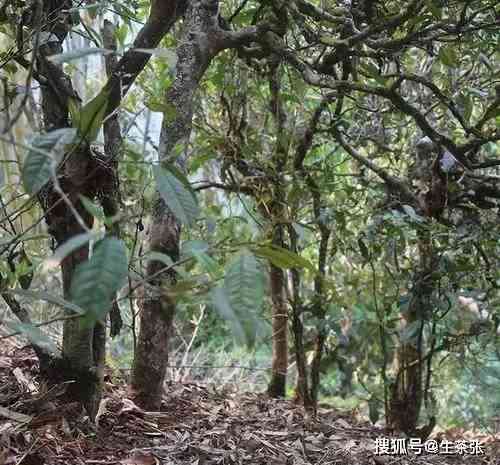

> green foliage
[69,237,128,322]
[211,251,265,347]
[22,128,77,194]
[70,88,110,143]
[253,244,314,271]
[43,232,100,271]
[7,289,86,315]
[153,165,200,226]
[2,0,499,432]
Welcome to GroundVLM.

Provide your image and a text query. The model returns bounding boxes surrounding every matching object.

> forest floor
[0,338,499,465]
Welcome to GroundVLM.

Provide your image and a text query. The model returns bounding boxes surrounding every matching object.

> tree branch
[331,126,416,204]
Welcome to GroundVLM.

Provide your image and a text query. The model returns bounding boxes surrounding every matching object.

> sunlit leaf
[439,46,458,68]
[77,88,110,143]
[253,244,314,271]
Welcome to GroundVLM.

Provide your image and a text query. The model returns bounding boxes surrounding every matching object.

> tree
[1,0,186,418]
[0,0,498,435]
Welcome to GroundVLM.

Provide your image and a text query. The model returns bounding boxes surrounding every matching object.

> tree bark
[131,0,222,410]
[265,58,289,398]
[288,226,313,408]
[387,137,442,435]
[267,258,288,397]
[33,0,104,418]
[102,19,124,338]
[388,229,435,435]
[308,221,330,406]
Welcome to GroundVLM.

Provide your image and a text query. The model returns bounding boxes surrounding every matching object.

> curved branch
[331,126,416,204]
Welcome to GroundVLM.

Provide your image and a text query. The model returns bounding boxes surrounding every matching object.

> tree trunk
[306,177,331,407]
[267,260,288,397]
[131,209,180,409]
[32,0,104,418]
[387,137,443,434]
[388,231,435,435]
[265,58,290,398]
[131,0,220,410]
[288,227,313,408]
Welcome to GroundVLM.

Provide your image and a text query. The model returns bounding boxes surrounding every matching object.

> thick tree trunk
[32,0,104,418]
[267,260,288,398]
[131,210,180,409]
[131,0,220,410]
[388,137,442,435]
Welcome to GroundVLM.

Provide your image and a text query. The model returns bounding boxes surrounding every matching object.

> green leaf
[458,92,473,123]
[211,285,246,343]
[222,251,265,346]
[426,0,442,19]
[114,23,128,48]
[70,237,128,322]
[191,250,220,279]
[68,97,81,128]
[162,102,178,123]
[153,165,200,226]
[361,62,387,86]
[189,152,216,172]
[439,46,458,68]
[43,231,101,271]
[22,128,77,194]
[79,195,105,221]
[253,244,314,271]
[77,88,110,143]
[48,47,112,64]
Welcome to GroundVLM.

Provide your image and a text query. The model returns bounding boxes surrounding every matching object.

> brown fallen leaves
[0,340,499,465]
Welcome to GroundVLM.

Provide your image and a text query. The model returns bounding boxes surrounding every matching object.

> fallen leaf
[120,451,159,465]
